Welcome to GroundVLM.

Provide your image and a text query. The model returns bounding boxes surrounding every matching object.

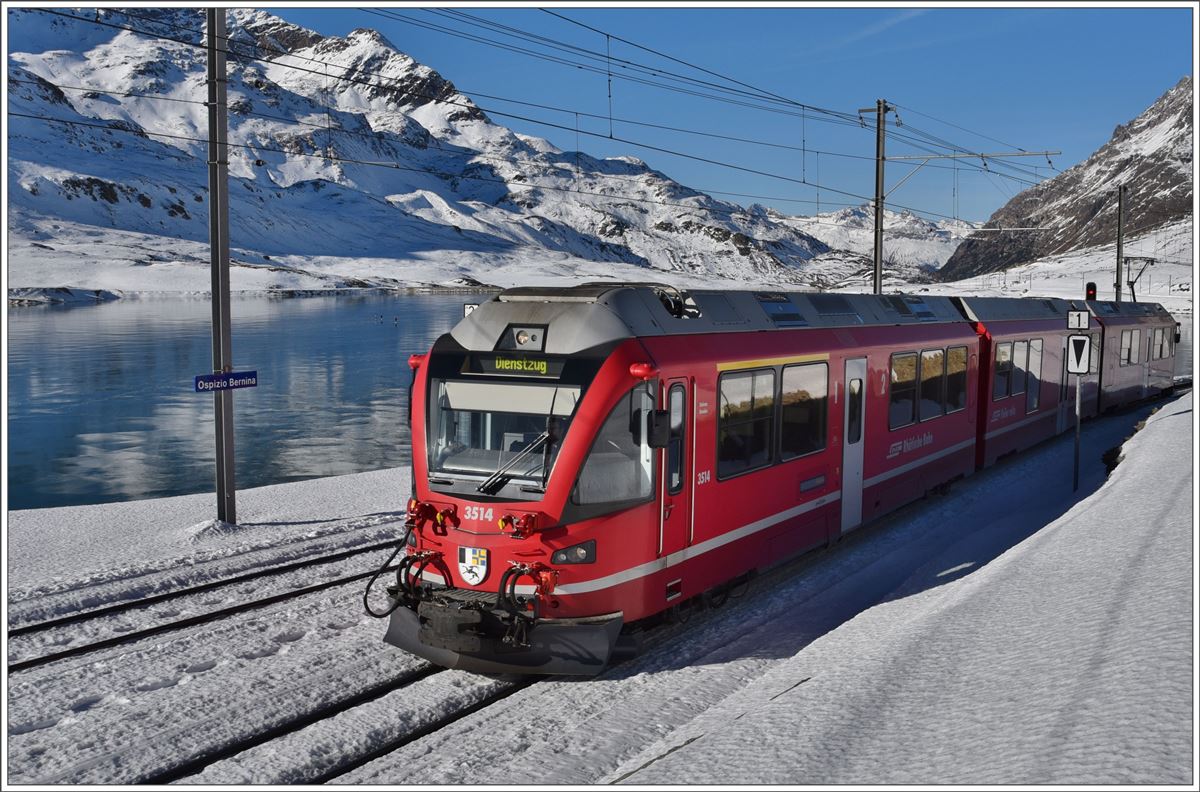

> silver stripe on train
[984,409,1056,440]
[862,438,976,490]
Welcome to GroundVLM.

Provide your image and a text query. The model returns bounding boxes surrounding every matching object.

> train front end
[378,287,662,676]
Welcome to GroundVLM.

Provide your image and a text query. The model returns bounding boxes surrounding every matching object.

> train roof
[450,284,1173,355]
[952,296,1069,322]
[1077,300,1174,319]
[954,296,1172,324]
[453,284,964,355]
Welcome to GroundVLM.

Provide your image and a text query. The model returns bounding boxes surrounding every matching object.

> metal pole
[207,8,236,524]
[1073,373,1081,492]
[1115,184,1125,303]
[872,99,886,295]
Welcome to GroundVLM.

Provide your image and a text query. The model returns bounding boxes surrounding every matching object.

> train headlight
[551,539,596,565]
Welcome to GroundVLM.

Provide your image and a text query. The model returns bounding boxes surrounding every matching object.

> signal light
[1085,281,1097,300]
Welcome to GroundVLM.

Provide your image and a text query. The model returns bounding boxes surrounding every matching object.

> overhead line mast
[861,99,1059,295]
[206,8,237,524]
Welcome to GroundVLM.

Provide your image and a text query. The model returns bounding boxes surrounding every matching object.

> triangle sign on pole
[1067,334,1091,375]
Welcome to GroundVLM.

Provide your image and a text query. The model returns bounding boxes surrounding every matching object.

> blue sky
[274,6,1194,224]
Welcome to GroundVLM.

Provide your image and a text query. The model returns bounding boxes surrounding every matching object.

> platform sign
[1066,335,1090,375]
[1067,310,1089,330]
[195,370,258,392]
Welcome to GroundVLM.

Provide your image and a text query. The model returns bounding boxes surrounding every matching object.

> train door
[840,358,867,534]
[659,378,692,558]
[1142,330,1152,397]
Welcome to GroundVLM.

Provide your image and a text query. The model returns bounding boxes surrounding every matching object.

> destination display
[195,370,259,392]
[462,354,564,378]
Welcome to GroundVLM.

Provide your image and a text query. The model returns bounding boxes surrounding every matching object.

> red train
[372,284,1180,675]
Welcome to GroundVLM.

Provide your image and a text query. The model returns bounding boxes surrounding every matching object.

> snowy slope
[7,7,850,293]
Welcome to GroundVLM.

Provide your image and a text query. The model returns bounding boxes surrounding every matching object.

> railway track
[135,664,448,785]
[8,546,404,674]
[134,668,535,785]
[310,679,535,784]
[8,537,403,639]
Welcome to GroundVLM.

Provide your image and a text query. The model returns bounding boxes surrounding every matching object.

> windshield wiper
[476,431,549,495]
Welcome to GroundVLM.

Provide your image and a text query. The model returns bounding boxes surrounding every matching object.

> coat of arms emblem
[457,546,489,585]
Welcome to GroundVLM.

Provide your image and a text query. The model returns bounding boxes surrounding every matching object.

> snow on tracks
[7,541,403,671]
[7,510,407,628]
[185,672,526,784]
[6,575,421,784]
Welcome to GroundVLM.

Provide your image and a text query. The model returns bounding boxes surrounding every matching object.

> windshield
[427,379,581,496]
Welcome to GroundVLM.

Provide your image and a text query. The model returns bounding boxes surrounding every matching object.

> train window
[889,352,918,430]
[574,384,655,506]
[1120,329,1143,366]
[1089,333,1100,374]
[667,385,686,495]
[945,346,968,413]
[780,363,827,460]
[427,380,581,499]
[993,342,1013,400]
[1153,327,1166,360]
[1011,341,1028,396]
[919,349,945,421]
[1026,339,1043,413]
[847,379,863,444]
[717,369,776,479]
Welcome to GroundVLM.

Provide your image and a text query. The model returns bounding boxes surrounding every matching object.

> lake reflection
[7,293,468,510]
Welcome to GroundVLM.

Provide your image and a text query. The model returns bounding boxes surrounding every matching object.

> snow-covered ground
[5,391,1192,784]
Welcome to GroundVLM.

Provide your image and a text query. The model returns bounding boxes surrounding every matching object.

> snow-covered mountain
[939,76,1193,281]
[775,204,977,289]
[8,7,855,292]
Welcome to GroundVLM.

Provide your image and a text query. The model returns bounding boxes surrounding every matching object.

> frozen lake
[7,293,470,510]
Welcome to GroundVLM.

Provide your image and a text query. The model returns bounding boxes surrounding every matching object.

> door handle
[664,502,675,518]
